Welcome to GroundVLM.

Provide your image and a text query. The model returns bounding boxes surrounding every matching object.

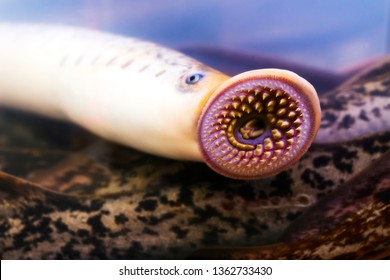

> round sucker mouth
[197,69,320,180]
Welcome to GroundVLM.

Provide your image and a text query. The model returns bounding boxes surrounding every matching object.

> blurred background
[0,0,389,72]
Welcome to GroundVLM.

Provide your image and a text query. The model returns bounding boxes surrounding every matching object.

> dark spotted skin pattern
[316,56,390,143]
[191,150,390,259]
[0,56,390,259]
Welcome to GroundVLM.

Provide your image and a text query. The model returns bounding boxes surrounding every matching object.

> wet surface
[0,45,389,259]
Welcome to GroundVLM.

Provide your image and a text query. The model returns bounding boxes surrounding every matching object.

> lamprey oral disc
[198,69,320,179]
[0,24,320,180]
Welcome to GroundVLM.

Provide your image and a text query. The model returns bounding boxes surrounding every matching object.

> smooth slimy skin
[0,23,227,162]
[0,54,389,259]
[0,23,390,259]
[0,23,320,179]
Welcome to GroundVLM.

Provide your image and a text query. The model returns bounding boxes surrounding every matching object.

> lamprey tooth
[254,144,263,156]
[271,129,282,140]
[274,149,282,156]
[264,138,274,150]
[232,102,240,109]
[279,98,287,106]
[294,118,303,125]
[262,91,270,100]
[276,108,287,116]
[254,102,263,112]
[275,140,285,148]
[267,113,276,124]
[277,120,290,129]
[198,69,320,179]
[286,129,295,138]
[287,111,297,119]
[264,151,272,159]
[241,104,252,114]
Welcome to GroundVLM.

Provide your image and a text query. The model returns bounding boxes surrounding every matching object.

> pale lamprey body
[0,23,320,179]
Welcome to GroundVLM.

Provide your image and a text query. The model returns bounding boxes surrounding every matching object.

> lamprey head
[197,69,321,180]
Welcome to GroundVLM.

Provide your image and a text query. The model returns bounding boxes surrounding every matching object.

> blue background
[0,0,388,71]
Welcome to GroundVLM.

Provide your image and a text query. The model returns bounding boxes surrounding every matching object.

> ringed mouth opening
[197,69,320,180]
[238,117,266,140]
[226,113,269,150]
[234,115,267,144]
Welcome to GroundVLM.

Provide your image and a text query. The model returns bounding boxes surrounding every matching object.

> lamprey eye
[185,73,204,84]
[197,69,321,180]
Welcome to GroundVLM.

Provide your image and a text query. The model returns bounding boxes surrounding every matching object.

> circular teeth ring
[198,69,321,180]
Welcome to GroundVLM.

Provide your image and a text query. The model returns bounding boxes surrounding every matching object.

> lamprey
[1,25,390,260]
[0,23,320,179]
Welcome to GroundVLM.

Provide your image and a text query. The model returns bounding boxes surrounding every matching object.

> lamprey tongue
[198,69,321,180]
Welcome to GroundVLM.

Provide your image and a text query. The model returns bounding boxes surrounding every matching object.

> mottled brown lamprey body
[0,54,390,259]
